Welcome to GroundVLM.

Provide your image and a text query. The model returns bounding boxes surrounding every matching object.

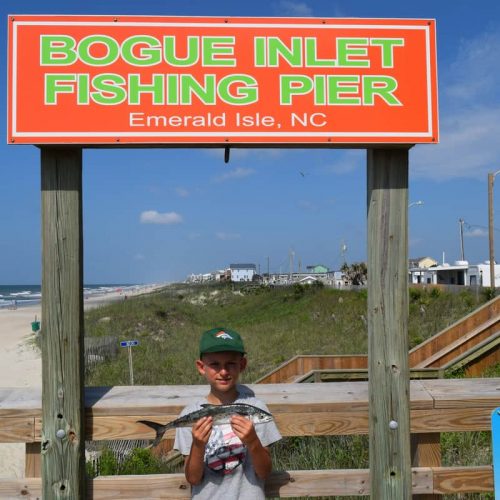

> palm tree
[340,262,367,286]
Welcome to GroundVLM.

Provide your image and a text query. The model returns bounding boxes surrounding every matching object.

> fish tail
[137,420,167,447]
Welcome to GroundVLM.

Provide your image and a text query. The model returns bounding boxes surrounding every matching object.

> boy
[174,327,282,499]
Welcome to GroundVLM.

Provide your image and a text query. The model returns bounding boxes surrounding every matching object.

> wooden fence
[0,378,497,498]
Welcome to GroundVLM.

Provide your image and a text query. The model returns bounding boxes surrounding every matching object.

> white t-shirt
[174,390,281,500]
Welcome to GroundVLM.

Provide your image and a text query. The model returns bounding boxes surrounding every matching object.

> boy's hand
[230,414,259,446]
[192,416,213,447]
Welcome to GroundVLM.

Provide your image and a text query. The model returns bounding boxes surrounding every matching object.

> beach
[0,284,165,478]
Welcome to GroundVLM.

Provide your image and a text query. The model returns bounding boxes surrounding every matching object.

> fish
[138,403,274,446]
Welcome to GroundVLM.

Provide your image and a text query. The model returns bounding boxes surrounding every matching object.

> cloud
[213,167,255,182]
[412,105,500,180]
[216,231,241,240]
[175,187,189,198]
[134,253,145,260]
[140,210,183,224]
[275,0,313,16]
[412,30,500,180]
[445,31,500,103]
[465,227,488,238]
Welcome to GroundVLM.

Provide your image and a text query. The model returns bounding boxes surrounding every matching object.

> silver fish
[138,403,274,446]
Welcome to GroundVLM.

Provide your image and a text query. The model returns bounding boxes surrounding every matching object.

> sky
[0,0,500,284]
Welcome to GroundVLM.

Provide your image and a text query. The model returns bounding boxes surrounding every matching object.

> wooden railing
[257,296,500,384]
[0,379,497,497]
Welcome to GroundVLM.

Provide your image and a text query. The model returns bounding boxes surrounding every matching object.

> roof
[229,263,256,270]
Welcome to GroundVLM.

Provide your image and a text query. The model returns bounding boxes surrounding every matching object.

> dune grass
[83,283,495,498]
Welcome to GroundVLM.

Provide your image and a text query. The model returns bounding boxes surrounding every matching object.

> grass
[82,283,495,498]
[84,283,486,386]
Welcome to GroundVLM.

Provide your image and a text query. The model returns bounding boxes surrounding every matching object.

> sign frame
[8,15,439,146]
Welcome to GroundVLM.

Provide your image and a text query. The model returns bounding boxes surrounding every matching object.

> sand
[0,284,165,478]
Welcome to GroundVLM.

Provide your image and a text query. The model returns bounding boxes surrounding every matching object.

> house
[468,262,500,287]
[229,263,256,282]
[409,260,468,285]
[409,259,500,287]
[299,275,321,285]
[306,264,329,274]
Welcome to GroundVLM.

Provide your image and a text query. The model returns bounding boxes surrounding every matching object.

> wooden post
[411,433,441,499]
[41,147,85,499]
[367,148,411,498]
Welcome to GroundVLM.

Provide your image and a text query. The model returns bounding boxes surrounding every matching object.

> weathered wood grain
[0,467,492,498]
[433,466,494,494]
[367,147,411,499]
[25,443,41,478]
[0,417,34,442]
[41,147,85,499]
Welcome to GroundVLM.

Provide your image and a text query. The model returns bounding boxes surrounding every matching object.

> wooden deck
[257,295,500,384]
[0,378,497,497]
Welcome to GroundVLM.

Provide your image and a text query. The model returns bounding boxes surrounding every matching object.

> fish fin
[137,420,167,447]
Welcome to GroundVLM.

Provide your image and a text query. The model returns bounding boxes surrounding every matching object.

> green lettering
[44,74,76,103]
[180,75,216,104]
[305,38,335,67]
[337,38,369,67]
[121,35,161,66]
[202,37,236,66]
[363,76,401,105]
[40,35,77,65]
[327,76,360,104]
[280,75,313,104]
[91,74,127,104]
[268,37,302,67]
[370,38,404,68]
[218,75,258,104]
[78,35,119,66]
[163,36,200,66]
[254,37,266,66]
[128,74,164,104]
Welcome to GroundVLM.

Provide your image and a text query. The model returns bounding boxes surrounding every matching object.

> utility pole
[488,171,500,292]
[459,218,465,261]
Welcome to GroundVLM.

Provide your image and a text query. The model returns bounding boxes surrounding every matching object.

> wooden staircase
[257,295,500,383]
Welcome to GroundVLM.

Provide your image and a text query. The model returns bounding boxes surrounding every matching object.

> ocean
[0,284,137,308]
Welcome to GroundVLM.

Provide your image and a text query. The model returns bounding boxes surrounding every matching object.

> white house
[468,262,500,287]
[229,263,256,282]
[409,259,500,287]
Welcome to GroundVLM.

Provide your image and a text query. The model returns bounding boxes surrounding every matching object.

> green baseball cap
[199,327,246,356]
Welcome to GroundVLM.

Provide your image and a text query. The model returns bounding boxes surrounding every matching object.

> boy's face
[196,351,247,395]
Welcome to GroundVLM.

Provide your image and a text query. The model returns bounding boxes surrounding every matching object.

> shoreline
[0,283,166,478]
[0,283,165,389]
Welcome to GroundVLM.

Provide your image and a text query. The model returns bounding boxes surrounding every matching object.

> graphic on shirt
[205,424,247,475]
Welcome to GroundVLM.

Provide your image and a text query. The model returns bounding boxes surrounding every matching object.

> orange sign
[8,15,438,145]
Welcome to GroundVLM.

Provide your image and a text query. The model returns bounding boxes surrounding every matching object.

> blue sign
[120,340,139,347]
[492,408,500,497]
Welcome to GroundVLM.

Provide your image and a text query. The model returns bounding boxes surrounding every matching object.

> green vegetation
[84,284,496,499]
[85,283,486,385]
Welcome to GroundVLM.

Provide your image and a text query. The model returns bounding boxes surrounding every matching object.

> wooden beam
[367,148,411,498]
[411,433,441,500]
[25,443,41,478]
[41,147,85,499]
[0,466,493,498]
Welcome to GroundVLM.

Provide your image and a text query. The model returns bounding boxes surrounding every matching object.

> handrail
[0,378,497,497]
